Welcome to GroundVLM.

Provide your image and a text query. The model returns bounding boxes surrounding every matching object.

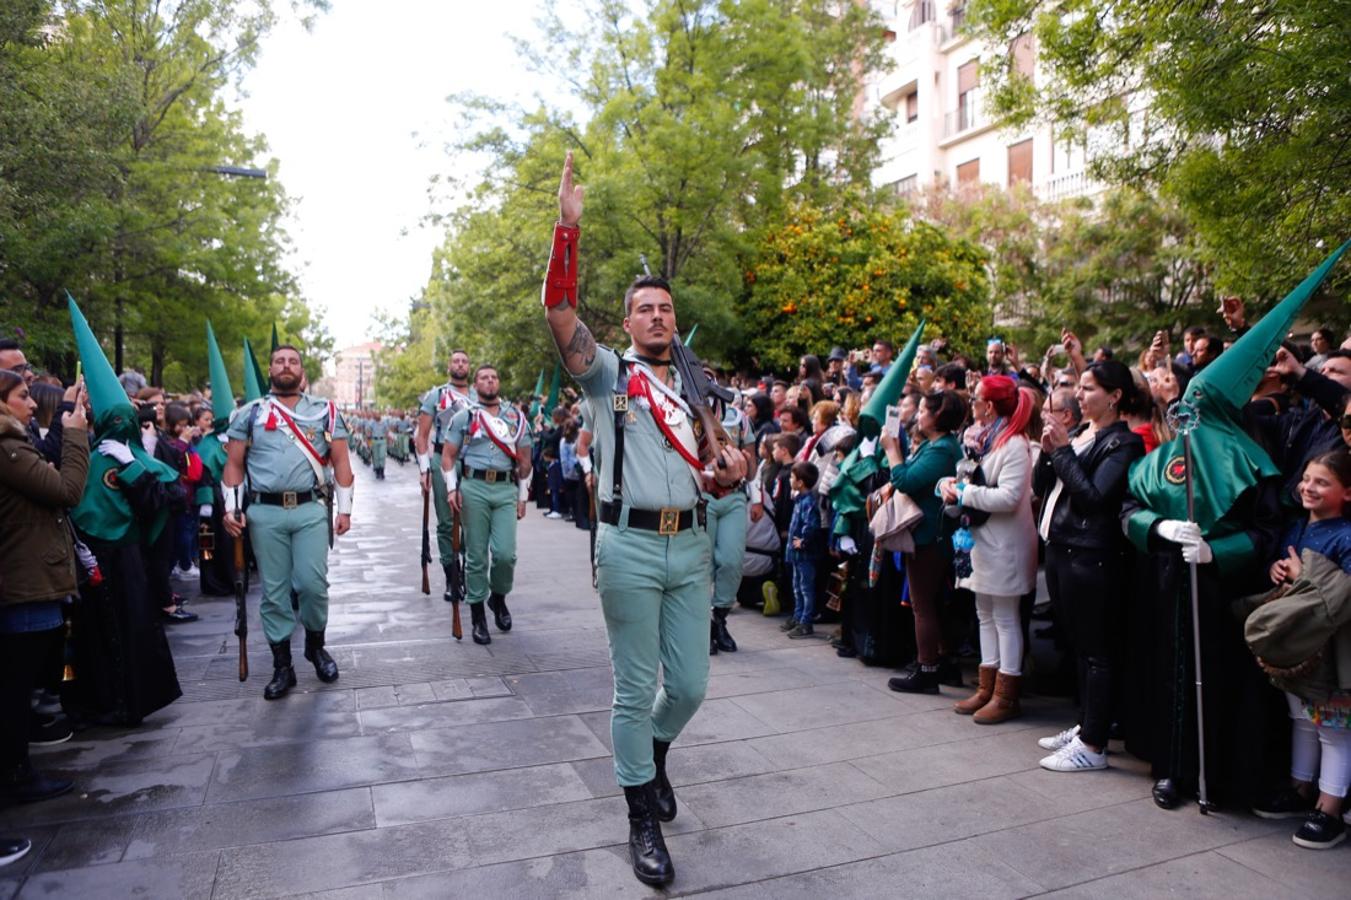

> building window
[908,1,935,31]
[1011,32,1034,79]
[905,91,919,123]
[956,158,980,186]
[895,175,919,197]
[1007,139,1033,185]
[950,2,967,34]
[957,59,979,131]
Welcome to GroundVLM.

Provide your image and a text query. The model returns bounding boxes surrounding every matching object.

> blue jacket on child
[785,491,821,562]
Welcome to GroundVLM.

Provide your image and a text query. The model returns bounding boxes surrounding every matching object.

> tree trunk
[151,341,165,388]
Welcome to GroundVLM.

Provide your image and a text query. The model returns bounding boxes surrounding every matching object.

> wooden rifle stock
[450,510,463,640]
[233,521,248,681]
[420,488,431,595]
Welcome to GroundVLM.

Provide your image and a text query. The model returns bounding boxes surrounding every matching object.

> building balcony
[942,91,987,139]
[1036,170,1105,202]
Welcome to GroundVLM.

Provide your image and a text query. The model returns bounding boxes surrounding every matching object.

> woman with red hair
[940,376,1039,723]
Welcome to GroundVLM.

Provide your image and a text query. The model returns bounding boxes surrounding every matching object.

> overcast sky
[232,0,546,350]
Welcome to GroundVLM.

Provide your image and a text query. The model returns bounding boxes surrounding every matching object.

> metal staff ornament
[1165,396,1213,815]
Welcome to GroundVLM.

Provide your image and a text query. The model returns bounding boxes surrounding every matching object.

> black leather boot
[1152,777,1181,810]
[470,602,491,645]
[711,607,737,653]
[264,641,297,700]
[652,738,677,822]
[303,630,340,683]
[442,562,456,604]
[623,782,674,886]
[709,619,719,655]
[487,592,512,632]
[887,662,940,694]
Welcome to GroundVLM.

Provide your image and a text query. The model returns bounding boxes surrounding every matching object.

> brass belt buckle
[658,507,679,536]
[282,490,298,509]
[485,469,498,484]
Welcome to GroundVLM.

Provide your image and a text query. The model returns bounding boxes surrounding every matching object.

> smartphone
[1047,343,1066,356]
[884,404,902,438]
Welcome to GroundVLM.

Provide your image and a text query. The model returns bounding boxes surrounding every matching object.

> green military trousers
[460,476,518,604]
[371,437,387,468]
[704,490,747,610]
[248,500,330,644]
[595,520,711,786]
[428,463,458,564]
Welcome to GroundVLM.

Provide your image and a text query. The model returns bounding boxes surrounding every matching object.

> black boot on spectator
[487,592,512,632]
[623,782,674,886]
[711,607,737,652]
[471,602,491,645]
[888,663,940,694]
[0,762,73,804]
[264,641,297,700]
[651,738,677,822]
[304,630,340,683]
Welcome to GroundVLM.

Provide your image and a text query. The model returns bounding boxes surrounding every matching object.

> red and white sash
[468,407,525,461]
[624,358,705,489]
[263,397,334,486]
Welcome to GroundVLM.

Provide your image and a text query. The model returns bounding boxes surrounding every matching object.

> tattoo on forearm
[562,320,597,372]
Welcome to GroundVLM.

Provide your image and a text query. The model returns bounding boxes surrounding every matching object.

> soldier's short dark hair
[270,343,302,362]
[473,364,498,380]
[449,348,469,360]
[0,338,20,352]
[623,275,673,315]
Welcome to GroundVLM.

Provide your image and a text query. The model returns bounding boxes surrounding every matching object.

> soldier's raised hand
[559,151,584,226]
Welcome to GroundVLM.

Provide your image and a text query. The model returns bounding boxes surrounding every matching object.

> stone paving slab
[6,462,1343,897]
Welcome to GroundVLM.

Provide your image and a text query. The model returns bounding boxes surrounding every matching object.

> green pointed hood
[1128,240,1349,535]
[528,369,545,419]
[270,322,281,354]
[242,337,266,402]
[543,362,562,416]
[205,321,234,428]
[67,292,134,429]
[858,319,925,439]
[683,324,698,348]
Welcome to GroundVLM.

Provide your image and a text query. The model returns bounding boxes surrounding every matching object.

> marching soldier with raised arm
[439,365,532,645]
[416,351,475,603]
[543,153,747,887]
[221,344,355,700]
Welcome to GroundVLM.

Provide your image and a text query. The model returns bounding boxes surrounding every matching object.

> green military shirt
[446,402,531,472]
[419,383,476,446]
[577,346,702,512]
[227,393,349,493]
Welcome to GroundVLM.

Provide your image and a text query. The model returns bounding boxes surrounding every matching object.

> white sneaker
[545,511,563,519]
[1039,736,1107,772]
[1037,724,1081,751]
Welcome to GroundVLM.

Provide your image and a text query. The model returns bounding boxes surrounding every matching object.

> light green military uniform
[703,402,755,610]
[419,383,476,564]
[227,393,348,644]
[370,416,388,470]
[578,347,712,788]
[445,401,531,605]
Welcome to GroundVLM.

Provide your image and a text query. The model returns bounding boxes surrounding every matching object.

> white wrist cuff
[334,482,354,515]
[578,455,593,475]
[417,453,431,473]
[223,483,242,516]
[518,479,530,503]
[443,467,459,492]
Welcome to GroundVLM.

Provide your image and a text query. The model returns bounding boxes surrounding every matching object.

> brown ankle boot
[953,665,997,715]
[972,672,1022,724]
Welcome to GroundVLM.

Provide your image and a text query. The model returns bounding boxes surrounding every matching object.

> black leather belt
[599,501,703,535]
[464,466,517,484]
[251,490,319,509]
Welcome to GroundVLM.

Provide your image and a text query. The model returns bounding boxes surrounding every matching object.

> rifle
[588,469,598,588]
[420,488,431,595]
[669,336,735,484]
[233,516,248,681]
[450,509,464,640]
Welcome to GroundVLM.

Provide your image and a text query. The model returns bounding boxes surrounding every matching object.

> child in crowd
[1251,449,1351,849]
[163,403,204,581]
[783,460,821,639]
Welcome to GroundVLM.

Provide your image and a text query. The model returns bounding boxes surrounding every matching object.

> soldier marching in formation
[416,350,476,603]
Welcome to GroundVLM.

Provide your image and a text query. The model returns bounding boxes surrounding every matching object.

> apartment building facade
[869,1,1099,202]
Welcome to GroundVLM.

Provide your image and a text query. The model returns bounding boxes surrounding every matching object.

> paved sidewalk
[3,463,1342,897]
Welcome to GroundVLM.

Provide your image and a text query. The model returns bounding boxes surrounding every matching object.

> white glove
[97,439,135,465]
[417,453,432,474]
[1181,539,1214,565]
[334,482,354,515]
[578,455,593,476]
[199,504,213,517]
[839,535,858,555]
[443,466,458,497]
[1155,519,1201,546]
[222,483,243,516]
[858,437,877,458]
[518,479,530,503]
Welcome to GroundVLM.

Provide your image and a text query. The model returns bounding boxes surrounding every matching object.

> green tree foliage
[373,304,440,409]
[967,0,1350,308]
[0,0,329,388]
[408,0,893,390]
[916,184,1213,354]
[744,200,991,369]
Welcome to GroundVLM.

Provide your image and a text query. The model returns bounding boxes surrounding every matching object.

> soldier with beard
[222,345,356,700]
[417,350,476,603]
[440,364,532,645]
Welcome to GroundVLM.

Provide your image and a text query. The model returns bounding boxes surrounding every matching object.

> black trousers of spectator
[0,627,60,770]
[1044,544,1123,749]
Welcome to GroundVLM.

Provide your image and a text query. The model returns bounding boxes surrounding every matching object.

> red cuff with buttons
[542,222,580,309]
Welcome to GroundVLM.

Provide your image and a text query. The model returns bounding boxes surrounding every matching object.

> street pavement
[3,461,1343,898]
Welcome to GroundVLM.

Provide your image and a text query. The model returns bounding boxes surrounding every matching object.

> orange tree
[743,201,992,371]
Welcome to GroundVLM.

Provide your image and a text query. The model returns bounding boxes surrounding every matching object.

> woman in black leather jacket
[1031,360,1145,772]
